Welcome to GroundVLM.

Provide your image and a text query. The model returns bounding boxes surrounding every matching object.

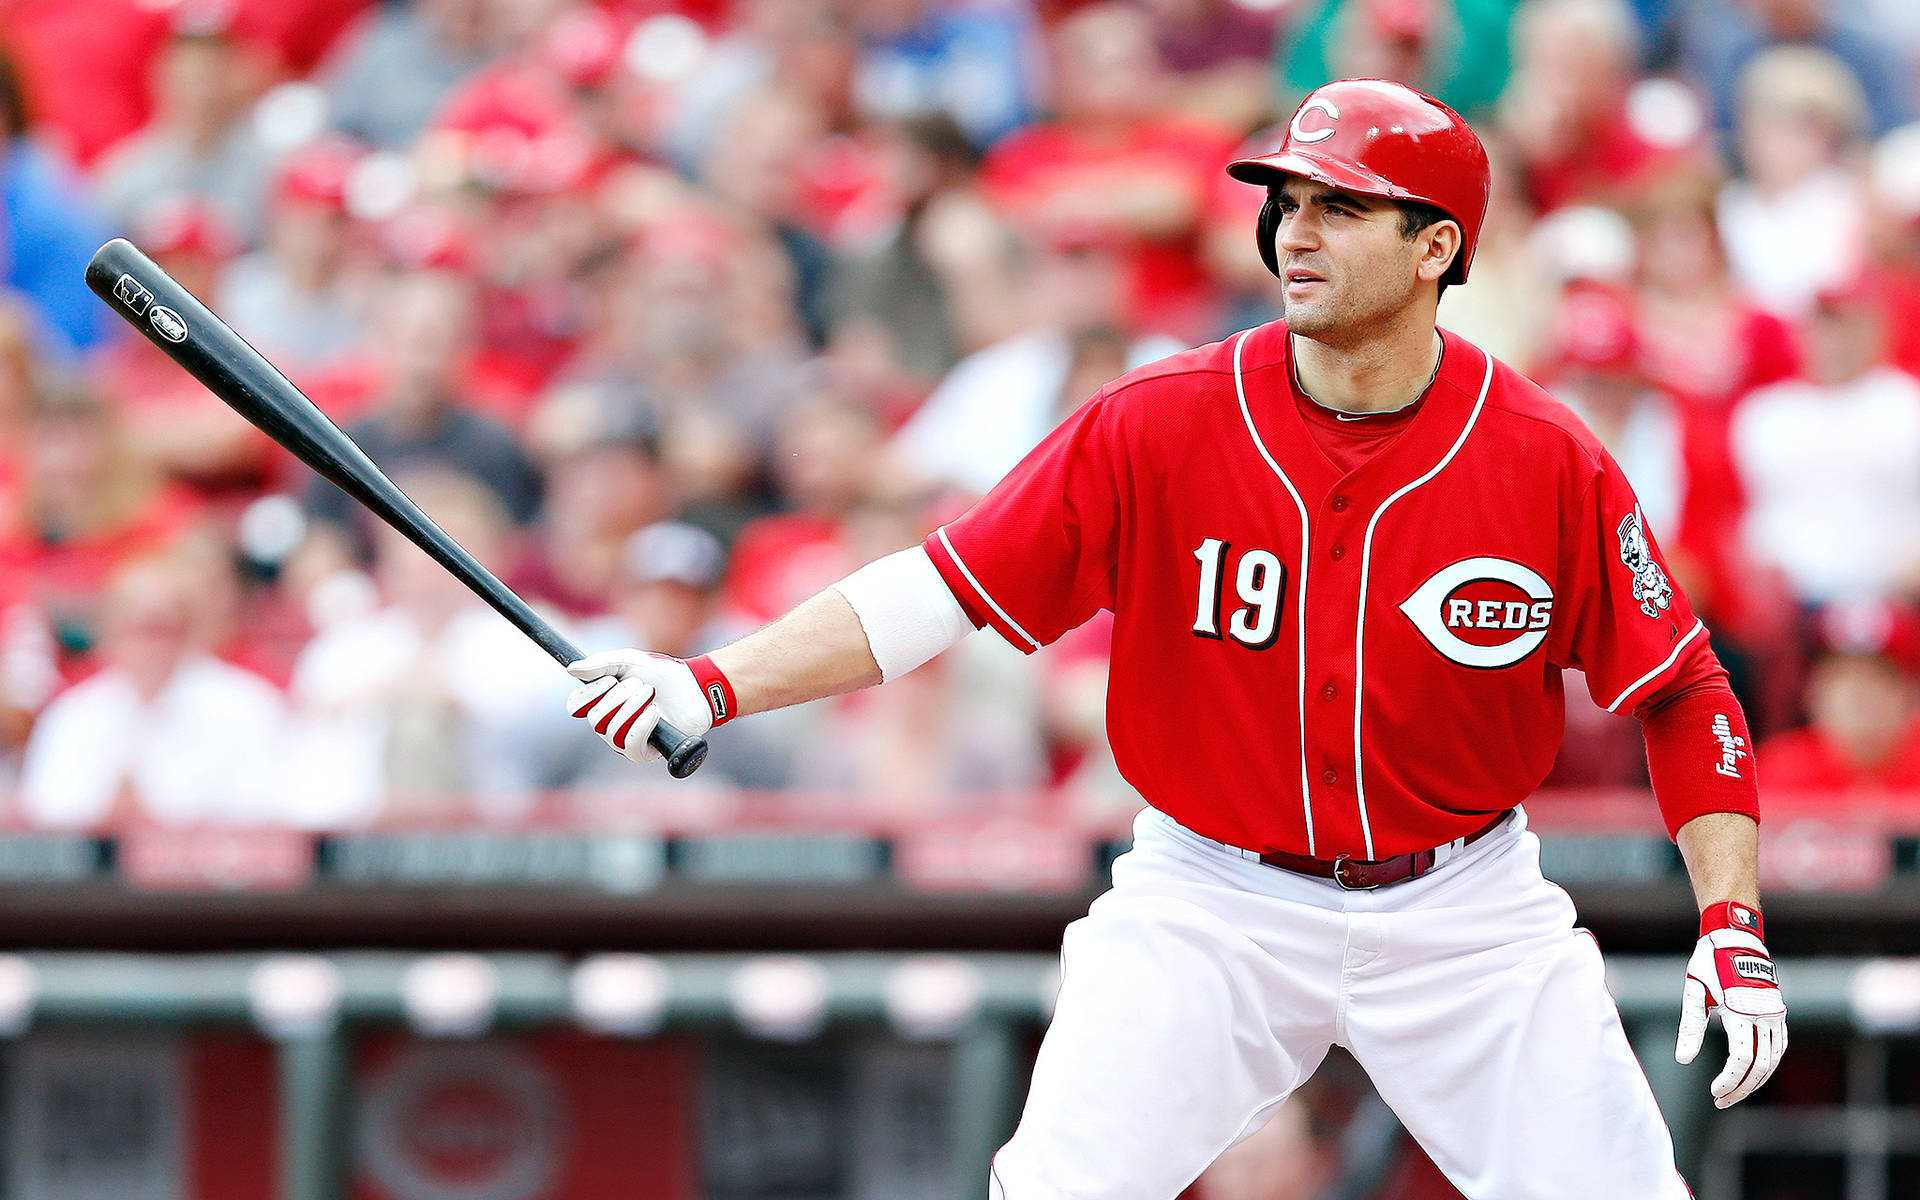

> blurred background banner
[2,0,1920,1197]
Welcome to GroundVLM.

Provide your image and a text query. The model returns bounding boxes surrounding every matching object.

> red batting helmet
[1227,79,1491,286]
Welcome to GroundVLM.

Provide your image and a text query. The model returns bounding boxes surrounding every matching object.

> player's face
[1269,178,1429,341]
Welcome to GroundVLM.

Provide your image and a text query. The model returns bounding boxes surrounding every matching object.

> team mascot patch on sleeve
[1616,509,1672,620]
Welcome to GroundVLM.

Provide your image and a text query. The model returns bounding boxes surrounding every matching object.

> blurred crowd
[2,0,1920,836]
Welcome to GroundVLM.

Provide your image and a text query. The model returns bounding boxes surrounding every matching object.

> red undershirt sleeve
[1634,657,1761,839]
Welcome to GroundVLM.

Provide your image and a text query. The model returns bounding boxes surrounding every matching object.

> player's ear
[1414,221,1462,285]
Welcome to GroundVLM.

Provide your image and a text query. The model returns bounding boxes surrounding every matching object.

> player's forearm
[708,588,882,718]
[1675,812,1761,912]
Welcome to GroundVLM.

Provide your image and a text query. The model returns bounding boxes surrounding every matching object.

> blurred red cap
[275,136,363,209]
[1547,284,1639,375]
[136,195,238,259]
[1813,597,1920,674]
[539,6,630,90]
[378,205,477,275]
[436,67,613,195]
[1366,0,1437,42]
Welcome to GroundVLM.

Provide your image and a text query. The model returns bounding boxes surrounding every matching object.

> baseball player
[566,79,1786,1199]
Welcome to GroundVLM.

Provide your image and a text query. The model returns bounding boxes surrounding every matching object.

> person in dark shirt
[304,269,541,559]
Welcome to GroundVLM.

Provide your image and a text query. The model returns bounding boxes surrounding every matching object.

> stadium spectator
[696,85,842,345]
[228,0,373,78]
[0,52,114,359]
[892,226,1185,497]
[283,469,566,825]
[849,0,1041,148]
[1675,0,1916,143]
[1730,280,1920,610]
[0,0,176,168]
[18,555,287,829]
[517,384,674,617]
[97,199,274,494]
[519,5,657,163]
[723,395,888,626]
[562,204,809,521]
[0,385,197,674]
[1537,285,1685,541]
[1864,123,1920,381]
[1137,0,1277,133]
[1758,599,1920,793]
[1432,137,1555,371]
[561,519,798,792]
[585,519,734,661]
[1497,0,1703,213]
[0,297,42,487]
[92,11,278,245]
[1626,169,1798,527]
[422,61,619,412]
[1716,45,1871,320]
[1535,285,1708,786]
[217,136,371,374]
[323,0,497,149]
[830,114,986,388]
[981,2,1238,341]
[1274,0,1515,118]
[301,267,543,564]
[788,642,1047,811]
[666,0,805,170]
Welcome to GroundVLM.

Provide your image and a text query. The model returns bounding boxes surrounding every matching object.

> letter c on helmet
[1290,99,1340,144]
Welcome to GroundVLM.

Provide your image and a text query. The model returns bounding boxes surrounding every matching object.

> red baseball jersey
[924,321,1712,859]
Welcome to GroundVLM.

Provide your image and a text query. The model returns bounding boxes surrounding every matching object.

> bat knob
[663,735,709,779]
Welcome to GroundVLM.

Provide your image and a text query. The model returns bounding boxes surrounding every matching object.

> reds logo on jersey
[1398,558,1555,669]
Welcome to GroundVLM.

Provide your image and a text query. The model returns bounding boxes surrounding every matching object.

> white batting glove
[1677,901,1787,1109]
[565,649,725,764]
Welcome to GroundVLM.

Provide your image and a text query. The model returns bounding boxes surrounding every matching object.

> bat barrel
[85,239,708,778]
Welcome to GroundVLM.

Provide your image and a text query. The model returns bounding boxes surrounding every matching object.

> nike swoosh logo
[1335,412,1371,421]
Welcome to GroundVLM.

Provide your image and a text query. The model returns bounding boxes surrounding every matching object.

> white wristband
[830,547,975,682]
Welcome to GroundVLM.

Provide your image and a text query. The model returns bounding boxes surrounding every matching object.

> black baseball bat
[85,238,709,778]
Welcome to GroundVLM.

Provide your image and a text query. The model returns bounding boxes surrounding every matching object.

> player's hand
[1676,902,1786,1108]
[565,650,716,764]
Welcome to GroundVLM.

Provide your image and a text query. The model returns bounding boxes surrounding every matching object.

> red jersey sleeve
[923,389,1124,653]
[1553,448,1710,714]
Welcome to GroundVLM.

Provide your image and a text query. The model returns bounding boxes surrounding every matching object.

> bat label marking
[114,274,154,315]
[149,305,188,343]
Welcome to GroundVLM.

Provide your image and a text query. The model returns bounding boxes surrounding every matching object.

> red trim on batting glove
[1701,900,1765,941]
[686,654,738,728]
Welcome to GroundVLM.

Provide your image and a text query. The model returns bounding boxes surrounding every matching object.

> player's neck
[1289,321,1444,416]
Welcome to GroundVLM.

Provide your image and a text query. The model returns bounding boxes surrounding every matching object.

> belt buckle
[1331,854,1380,891]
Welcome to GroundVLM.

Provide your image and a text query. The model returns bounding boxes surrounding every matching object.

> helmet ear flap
[1256,191,1282,279]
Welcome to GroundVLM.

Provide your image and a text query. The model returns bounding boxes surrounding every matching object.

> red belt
[1258,811,1512,890]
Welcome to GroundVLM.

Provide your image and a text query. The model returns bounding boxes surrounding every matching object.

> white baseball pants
[989,806,1692,1200]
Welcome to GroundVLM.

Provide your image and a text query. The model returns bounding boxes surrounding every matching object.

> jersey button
[1320,683,1337,701]
[1321,768,1339,784]
[1329,545,1346,561]
[1331,496,1349,512]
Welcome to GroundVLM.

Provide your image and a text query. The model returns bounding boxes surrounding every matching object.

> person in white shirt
[1716,45,1871,320]
[1731,281,1920,606]
[283,470,567,826]
[893,230,1184,496]
[20,557,287,828]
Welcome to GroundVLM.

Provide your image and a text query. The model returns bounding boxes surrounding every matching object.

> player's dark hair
[1398,200,1459,297]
